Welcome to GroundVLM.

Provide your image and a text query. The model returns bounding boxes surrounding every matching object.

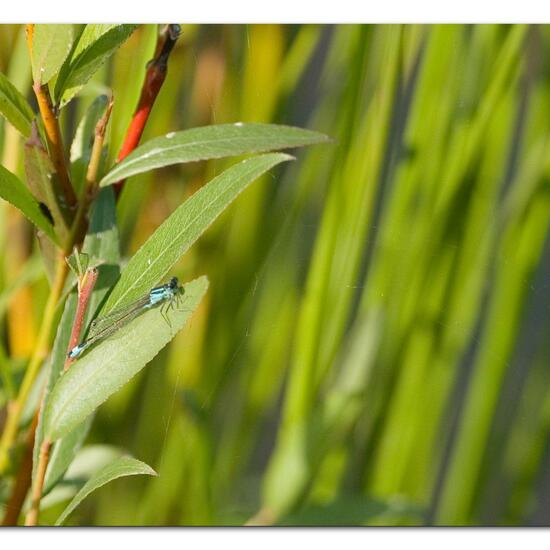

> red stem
[64,267,99,370]
[114,24,180,198]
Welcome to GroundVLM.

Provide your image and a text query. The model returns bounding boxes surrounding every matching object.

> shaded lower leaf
[39,445,125,512]
[44,276,208,441]
[55,455,156,525]
[43,416,93,495]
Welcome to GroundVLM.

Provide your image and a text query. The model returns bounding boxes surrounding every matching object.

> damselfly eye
[170,277,178,289]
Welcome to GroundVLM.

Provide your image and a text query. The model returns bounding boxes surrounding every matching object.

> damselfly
[68,277,183,359]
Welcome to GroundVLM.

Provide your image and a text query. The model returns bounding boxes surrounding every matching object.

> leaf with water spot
[100,123,330,186]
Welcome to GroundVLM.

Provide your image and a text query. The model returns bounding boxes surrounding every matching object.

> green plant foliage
[102,153,292,314]
[39,445,125,512]
[55,24,138,106]
[100,123,330,186]
[0,71,34,137]
[0,163,58,243]
[55,455,156,525]
[3,22,550,528]
[31,24,75,84]
[43,276,208,441]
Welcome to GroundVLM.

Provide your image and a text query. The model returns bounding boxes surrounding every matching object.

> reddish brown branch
[64,267,99,370]
[1,412,39,525]
[114,24,180,197]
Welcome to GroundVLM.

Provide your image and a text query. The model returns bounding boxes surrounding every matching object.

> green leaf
[55,24,138,107]
[0,163,58,243]
[39,444,124,512]
[0,71,34,137]
[55,455,156,525]
[44,276,208,441]
[102,153,292,314]
[31,24,75,84]
[100,123,329,186]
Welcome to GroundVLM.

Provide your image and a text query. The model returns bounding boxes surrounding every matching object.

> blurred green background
[2,23,550,526]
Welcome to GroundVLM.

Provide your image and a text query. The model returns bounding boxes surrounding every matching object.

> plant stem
[64,267,99,370]
[1,412,38,525]
[114,24,180,197]
[69,97,113,247]
[24,438,50,526]
[26,24,77,211]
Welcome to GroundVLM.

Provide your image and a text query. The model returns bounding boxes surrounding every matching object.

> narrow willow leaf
[31,24,75,84]
[44,276,208,441]
[102,153,292,314]
[38,445,124,512]
[82,187,121,297]
[55,24,138,107]
[55,456,156,525]
[100,123,329,186]
[0,164,58,243]
[0,71,34,137]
